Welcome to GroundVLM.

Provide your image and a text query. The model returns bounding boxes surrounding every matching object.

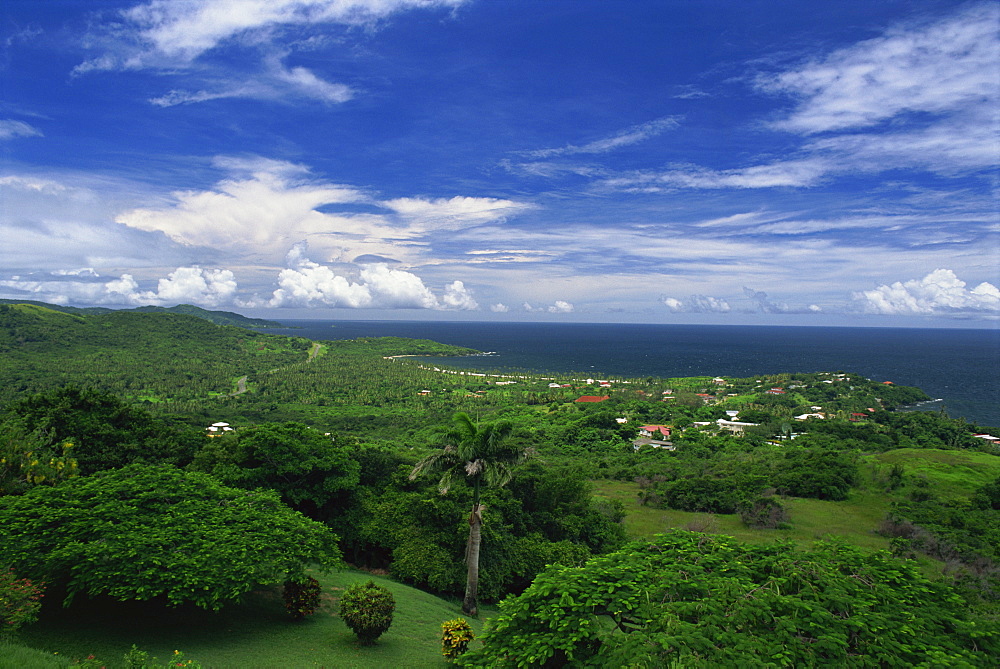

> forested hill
[0,298,284,329]
[0,304,479,410]
[0,304,311,406]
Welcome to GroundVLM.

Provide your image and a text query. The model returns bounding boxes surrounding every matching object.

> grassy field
[15,570,496,668]
[593,447,1000,553]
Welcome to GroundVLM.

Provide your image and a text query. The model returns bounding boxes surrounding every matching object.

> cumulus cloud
[662,295,731,313]
[117,160,367,253]
[854,269,1000,315]
[523,300,574,313]
[264,245,477,310]
[490,303,509,313]
[441,280,478,310]
[0,120,42,140]
[0,266,238,307]
[115,159,532,265]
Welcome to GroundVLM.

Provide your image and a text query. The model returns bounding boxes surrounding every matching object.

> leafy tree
[460,531,998,667]
[339,580,395,645]
[410,412,531,616]
[190,421,360,517]
[0,464,341,610]
[4,386,199,473]
[0,419,78,495]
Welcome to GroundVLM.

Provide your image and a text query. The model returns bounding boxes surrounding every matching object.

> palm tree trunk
[462,501,483,616]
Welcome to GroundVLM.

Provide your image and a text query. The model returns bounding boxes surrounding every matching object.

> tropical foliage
[461,531,999,667]
[0,464,341,609]
[339,580,395,645]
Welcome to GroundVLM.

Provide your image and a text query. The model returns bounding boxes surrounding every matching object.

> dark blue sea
[263,320,1000,427]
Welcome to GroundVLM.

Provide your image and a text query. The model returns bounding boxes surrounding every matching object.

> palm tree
[409,412,530,616]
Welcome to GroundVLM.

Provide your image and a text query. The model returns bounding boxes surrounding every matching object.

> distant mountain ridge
[0,299,283,329]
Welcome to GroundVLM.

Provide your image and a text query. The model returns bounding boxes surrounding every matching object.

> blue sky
[1,0,997,326]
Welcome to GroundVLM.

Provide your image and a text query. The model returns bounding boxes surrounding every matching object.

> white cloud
[149,59,354,107]
[441,280,478,310]
[0,120,42,140]
[602,158,831,191]
[144,266,238,306]
[116,160,371,254]
[113,0,467,66]
[526,116,680,158]
[358,263,439,309]
[264,246,477,310]
[524,300,573,313]
[854,269,1000,315]
[759,3,999,134]
[76,0,468,74]
[490,303,509,313]
[382,196,534,231]
[548,300,574,313]
[662,295,731,313]
[0,266,238,307]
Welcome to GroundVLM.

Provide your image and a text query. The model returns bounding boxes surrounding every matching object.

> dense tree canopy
[461,531,998,667]
[190,421,360,517]
[0,464,341,610]
[4,386,200,473]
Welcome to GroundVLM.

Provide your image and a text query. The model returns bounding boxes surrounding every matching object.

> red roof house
[575,395,610,403]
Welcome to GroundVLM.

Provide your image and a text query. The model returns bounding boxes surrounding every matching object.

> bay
[262,320,1000,427]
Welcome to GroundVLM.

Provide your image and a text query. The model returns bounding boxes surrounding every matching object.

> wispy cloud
[758,3,999,134]
[524,116,680,158]
[74,0,466,105]
[0,119,42,140]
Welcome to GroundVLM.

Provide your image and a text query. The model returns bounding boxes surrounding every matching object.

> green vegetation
[0,307,996,665]
[460,531,998,667]
[339,580,396,645]
[0,299,285,328]
[0,464,340,609]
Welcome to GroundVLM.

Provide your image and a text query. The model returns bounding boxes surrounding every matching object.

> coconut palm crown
[409,412,531,616]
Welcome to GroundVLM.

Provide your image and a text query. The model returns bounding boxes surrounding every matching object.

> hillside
[0,304,310,407]
[0,298,284,328]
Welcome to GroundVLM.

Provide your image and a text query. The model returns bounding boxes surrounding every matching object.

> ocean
[262,320,1000,428]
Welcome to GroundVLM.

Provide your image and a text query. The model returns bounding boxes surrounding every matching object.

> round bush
[283,576,322,620]
[339,580,395,645]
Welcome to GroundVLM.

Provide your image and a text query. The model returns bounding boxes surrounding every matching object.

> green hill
[0,299,284,329]
[0,304,310,407]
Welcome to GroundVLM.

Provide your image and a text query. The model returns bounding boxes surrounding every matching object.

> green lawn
[16,570,495,668]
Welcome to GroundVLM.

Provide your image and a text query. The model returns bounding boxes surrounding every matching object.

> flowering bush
[283,576,322,620]
[441,618,474,660]
[0,567,43,637]
[121,646,201,668]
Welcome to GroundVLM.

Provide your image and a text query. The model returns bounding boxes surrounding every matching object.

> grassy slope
[593,448,1000,553]
[18,570,495,668]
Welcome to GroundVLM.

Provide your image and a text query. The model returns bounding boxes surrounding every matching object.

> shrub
[339,580,395,645]
[441,618,474,660]
[0,568,43,638]
[121,646,201,668]
[737,495,790,529]
[283,576,322,620]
